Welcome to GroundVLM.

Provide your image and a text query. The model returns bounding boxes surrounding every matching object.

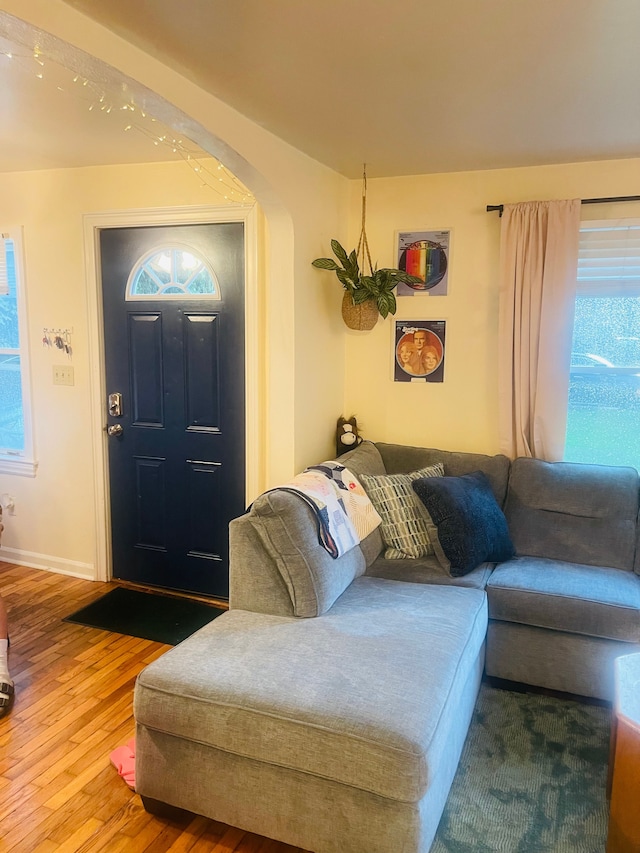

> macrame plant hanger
[341,163,379,330]
[356,164,374,277]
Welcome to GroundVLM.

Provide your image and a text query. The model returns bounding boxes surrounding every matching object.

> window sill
[0,456,38,477]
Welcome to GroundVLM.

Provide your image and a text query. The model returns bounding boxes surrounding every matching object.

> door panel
[187,460,224,557]
[184,314,221,429]
[135,456,167,549]
[101,222,245,598]
[129,314,164,425]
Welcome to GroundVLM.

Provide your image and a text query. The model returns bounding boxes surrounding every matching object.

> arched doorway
[0,7,297,584]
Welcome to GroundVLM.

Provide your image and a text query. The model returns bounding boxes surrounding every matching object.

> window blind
[578,222,640,297]
[0,236,8,296]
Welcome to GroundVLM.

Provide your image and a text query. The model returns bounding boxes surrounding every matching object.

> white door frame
[84,203,259,583]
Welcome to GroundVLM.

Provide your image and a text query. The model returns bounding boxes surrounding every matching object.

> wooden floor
[0,562,305,853]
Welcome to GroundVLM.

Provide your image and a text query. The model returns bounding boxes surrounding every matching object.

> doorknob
[107,424,124,437]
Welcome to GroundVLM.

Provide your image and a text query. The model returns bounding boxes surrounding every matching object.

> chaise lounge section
[135,580,486,853]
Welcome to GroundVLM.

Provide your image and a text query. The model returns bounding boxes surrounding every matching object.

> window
[126,245,219,300]
[565,220,640,469]
[0,228,35,476]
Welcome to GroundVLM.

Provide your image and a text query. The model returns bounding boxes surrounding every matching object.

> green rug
[432,685,611,853]
[63,587,225,645]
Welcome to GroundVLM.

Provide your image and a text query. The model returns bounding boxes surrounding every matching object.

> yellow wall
[344,157,640,454]
[3,2,640,581]
[0,162,251,574]
[0,0,350,477]
[0,1,349,579]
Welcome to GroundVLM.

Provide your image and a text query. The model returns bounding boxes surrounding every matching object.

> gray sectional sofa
[134,440,640,853]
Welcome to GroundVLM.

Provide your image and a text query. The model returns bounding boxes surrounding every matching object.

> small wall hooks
[43,327,73,359]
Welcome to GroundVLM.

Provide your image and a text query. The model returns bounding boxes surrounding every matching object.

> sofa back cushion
[505,457,640,571]
[229,515,296,616]
[359,463,444,559]
[244,442,389,618]
[338,440,388,478]
[334,441,387,566]
[249,489,366,617]
[375,443,511,506]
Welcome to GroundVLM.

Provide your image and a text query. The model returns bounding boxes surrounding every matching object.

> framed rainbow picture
[396,229,451,297]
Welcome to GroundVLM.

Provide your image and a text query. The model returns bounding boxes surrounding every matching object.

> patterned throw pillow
[359,463,444,559]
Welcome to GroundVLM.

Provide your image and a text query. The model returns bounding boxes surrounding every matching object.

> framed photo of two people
[394,320,446,383]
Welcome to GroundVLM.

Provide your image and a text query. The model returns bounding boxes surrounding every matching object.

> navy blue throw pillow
[412,471,515,577]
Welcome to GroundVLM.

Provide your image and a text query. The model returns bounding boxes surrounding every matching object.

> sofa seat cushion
[134,577,487,804]
[487,556,640,643]
[365,554,494,590]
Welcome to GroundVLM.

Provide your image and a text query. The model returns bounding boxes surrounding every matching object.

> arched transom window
[126,244,220,300]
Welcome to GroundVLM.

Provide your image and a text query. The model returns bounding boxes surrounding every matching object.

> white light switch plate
[53,365,74,386]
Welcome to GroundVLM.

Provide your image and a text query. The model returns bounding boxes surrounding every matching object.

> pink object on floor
[110,737,136,789]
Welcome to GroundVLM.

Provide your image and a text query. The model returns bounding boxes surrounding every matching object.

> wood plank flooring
[0,562,305,853]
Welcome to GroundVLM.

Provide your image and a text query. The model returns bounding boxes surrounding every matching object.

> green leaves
[386,270,424,286]
[312,239,422,318]
[359,270,399,317]
[331,240,348,265]
[336,269,353,289]
[352,287,372,305]
[377,291,396,318]
[312,240,360,293]
[311,257,340,270]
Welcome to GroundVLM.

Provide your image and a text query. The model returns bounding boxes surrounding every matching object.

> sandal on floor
[0,681,14,717]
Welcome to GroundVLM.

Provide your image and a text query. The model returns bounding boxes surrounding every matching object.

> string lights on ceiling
[0,40,255,205]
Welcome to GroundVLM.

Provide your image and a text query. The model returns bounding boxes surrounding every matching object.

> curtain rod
[486,195,640,217]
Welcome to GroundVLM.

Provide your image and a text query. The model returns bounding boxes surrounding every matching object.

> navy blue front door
[101,222,245,598]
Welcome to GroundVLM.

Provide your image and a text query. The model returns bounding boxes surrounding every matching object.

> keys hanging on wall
[42,327,73,358]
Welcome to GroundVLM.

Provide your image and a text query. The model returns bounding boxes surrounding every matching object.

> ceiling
[3,1,640,178]
[0,31,192,172]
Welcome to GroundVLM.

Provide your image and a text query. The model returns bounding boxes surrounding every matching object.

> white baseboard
[0,546,96,580]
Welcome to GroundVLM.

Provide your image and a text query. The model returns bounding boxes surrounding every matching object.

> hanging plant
[312,167,421,329]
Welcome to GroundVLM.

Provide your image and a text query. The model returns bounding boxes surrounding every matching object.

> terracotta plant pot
[341,292,378,331]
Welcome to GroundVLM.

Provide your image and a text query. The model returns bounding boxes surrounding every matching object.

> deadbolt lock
[108,392,123,417]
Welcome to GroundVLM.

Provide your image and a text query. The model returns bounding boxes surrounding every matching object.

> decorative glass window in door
[126,244,220,300]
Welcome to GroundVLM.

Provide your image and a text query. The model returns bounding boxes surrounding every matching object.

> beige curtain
[498,199,581,460]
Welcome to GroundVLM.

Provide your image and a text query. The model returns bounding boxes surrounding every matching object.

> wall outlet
[53,365,74,386]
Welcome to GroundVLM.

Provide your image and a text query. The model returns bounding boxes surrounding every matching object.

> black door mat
[63,586,226,645]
